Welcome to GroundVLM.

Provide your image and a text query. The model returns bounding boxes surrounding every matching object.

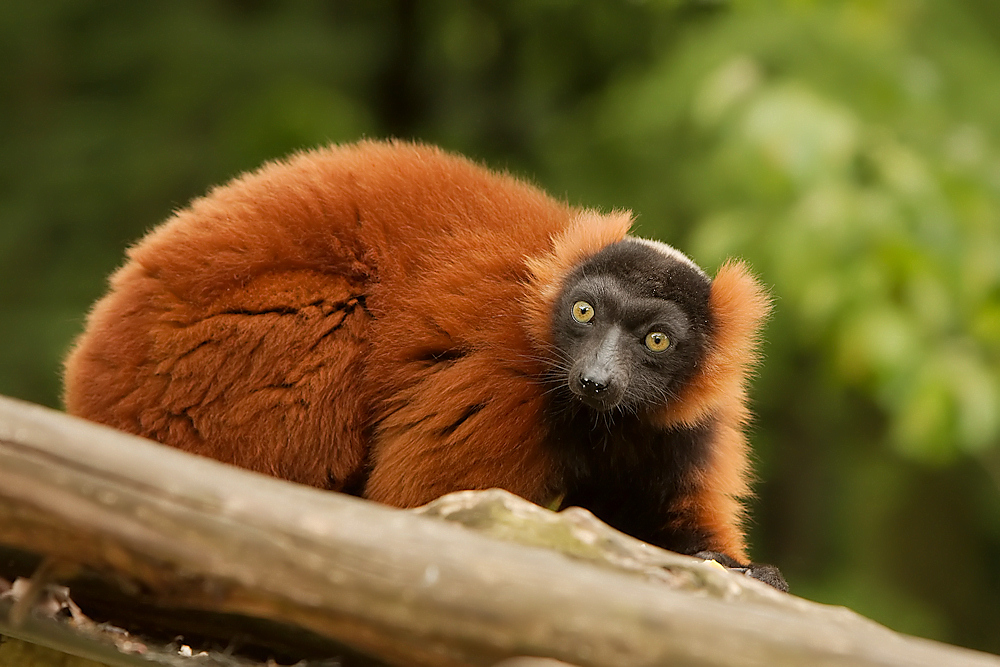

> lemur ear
[523,209,632,346]
[656,260,772,430]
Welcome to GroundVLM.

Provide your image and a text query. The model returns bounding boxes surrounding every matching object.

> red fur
[655,261,772,559]
[64,140,767,561]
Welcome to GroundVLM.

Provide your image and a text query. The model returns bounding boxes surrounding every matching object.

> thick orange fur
[64,140,766,562]
[656,261,772,559]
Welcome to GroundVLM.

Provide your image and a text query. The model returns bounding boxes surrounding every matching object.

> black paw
[743,562,788,592]
[694,551,789,592]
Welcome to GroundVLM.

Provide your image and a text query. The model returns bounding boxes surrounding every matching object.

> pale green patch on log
[415,489,775,600]
[0,637,111,667]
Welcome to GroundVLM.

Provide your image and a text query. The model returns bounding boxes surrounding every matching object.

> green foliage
[1,0,999,656]
[541,0,1000,462]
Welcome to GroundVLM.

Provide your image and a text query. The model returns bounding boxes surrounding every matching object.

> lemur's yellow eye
[645,331,670,352]
[572,301,594,323]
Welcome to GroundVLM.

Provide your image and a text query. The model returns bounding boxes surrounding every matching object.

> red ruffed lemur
[64,140,786,590]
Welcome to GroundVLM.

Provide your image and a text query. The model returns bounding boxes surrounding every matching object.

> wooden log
[0,395,998,667]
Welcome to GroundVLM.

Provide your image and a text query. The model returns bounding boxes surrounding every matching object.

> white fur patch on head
[626,236,708,279]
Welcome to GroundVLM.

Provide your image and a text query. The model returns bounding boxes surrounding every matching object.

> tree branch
[0,395,997,667]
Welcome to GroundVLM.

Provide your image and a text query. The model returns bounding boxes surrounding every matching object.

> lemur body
[64,140,784,589]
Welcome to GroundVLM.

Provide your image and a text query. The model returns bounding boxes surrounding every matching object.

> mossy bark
[0,637,110,667]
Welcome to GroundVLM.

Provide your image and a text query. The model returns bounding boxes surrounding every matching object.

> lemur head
[551,238,713,413]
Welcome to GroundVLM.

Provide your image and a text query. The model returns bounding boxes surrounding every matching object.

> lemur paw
[694,551,789,593]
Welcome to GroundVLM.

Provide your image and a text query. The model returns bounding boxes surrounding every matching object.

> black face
[551,239,712,413]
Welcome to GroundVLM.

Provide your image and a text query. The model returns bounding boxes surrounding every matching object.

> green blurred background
[2,0,999,654]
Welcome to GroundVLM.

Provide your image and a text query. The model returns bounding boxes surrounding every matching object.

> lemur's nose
[579,376,609,395]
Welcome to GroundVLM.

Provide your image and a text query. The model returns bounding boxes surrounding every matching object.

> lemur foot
[694,551,789,592]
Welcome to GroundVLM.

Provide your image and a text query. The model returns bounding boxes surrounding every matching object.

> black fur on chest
[544,395,716,555]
